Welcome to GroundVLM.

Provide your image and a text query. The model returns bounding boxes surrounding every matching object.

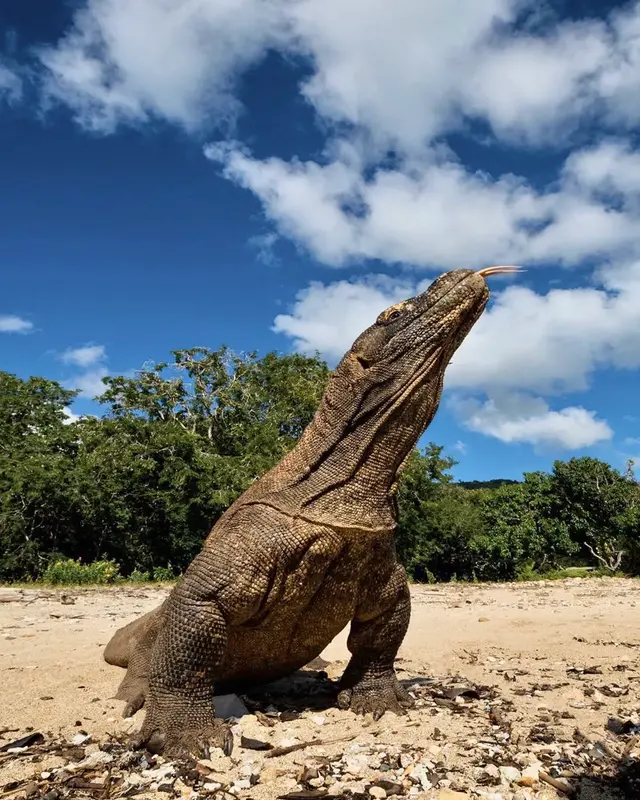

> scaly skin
[105,268,495,759]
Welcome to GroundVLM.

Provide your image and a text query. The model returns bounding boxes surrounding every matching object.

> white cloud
[34,1,640,272]
[289,0,518,152]
[37,1,640,145]
[446,276,640,396]
[458,19,610,145]
[563,139,640,203]
[32,0,640,451]
[207,139,640,270]
[72,368,109,399]
[60,343,109,398]
[63,407,82,424]
[248,231,280,265]
[0,315,33,334]
[451,394,612,451]
[60,344,106,368]
[37,0,288,133]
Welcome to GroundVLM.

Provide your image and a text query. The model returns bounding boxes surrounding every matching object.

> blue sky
[3,0,640,481]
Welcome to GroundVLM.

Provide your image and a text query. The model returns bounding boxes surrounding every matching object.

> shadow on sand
[572,758,640,799]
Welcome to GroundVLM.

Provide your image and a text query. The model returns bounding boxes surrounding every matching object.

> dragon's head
[332,267,520,436]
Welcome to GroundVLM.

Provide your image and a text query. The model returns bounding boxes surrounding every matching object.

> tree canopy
[1,349,639,583]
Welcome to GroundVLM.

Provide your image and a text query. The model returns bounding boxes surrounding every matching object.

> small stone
[408,765,431,789]
[299,764,319,782]
[311,715,326,725]
[203,782,223,791]
[344,754,369,776]
[233,779,251,790]
[478,617,490,622]
[260,766,280,786]
[373,779,403,795]
[437,791,470,800]
[517,763,540,787]
[70,750,113,770]
[214,693,249,719]
[309,777,325,788]
[173,778,195,798]
[484,764,500,781]
[499,765,521,783]
[22,782,39,798]
[142,763,176,780]
[279,738,300,749]
[71,733,91,746]
[369,787,386,799]
[239,760,260,780]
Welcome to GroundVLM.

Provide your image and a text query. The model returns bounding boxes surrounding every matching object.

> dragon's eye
[375,305,405,325]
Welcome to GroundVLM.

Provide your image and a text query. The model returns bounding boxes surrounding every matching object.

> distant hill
[456,479,520,490]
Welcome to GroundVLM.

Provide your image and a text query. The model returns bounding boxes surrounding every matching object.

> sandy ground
[1,578,640,799]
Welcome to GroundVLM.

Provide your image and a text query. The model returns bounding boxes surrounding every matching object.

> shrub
[152,565,175,582]
[43,557,120,585]
[128,568,151,582]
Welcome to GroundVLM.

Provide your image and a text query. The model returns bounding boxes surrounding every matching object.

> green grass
[0,558,178,588]
[1,560,635,589]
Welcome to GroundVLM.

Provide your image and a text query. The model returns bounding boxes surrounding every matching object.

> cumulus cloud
[0,315,33,334]
[446,269,640,396]
[37,1,640,147]
[60,344,106,368]
[72,368,109,399]
[34,0,640,450]
[450,394,612,451]
[60,343,109,398]
[37,0,288,133]
[207,139,640,270]
[63,407,82,424]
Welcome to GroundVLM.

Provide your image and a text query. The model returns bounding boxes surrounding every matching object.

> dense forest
[2,347,639,584]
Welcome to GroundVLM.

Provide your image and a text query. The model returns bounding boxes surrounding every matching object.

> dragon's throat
[252,384,440,530]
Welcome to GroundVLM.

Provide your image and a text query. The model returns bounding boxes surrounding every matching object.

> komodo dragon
[104,265,518,759]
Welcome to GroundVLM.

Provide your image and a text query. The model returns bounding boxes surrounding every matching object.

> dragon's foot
[337,672,414,721]
[115,675,148,718]
[131,696,233,759]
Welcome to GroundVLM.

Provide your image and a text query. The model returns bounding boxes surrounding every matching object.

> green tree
[394,444,463,580]
[549,457,640,572]
[476,473,576,579]
[0,373,80,578]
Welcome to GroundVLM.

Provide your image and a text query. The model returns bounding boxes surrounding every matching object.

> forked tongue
[475,265,524,278]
